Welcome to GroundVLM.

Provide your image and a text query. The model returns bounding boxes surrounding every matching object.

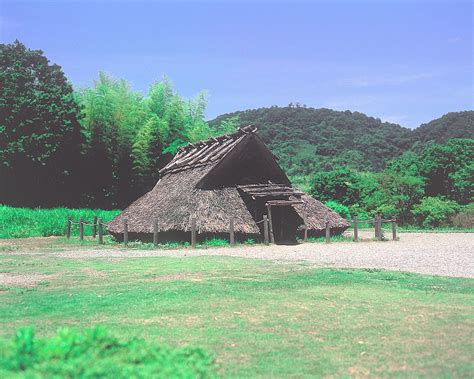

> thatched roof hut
[108,126,349,243]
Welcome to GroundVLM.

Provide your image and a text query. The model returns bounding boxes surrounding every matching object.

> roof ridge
[160,125,257,175]
[177,125,257,153]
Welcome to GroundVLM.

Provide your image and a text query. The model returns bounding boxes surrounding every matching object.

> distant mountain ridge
[209,107,473,176]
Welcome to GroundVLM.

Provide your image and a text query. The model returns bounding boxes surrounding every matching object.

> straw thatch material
[108,126,349,241]
[108,165,259,235]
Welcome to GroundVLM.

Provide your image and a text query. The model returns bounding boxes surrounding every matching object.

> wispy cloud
[338,72,435,88]
[380,114,409,125]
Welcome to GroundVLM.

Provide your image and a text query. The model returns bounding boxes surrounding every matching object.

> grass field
[0,206,120,239]
[0,250,472,377]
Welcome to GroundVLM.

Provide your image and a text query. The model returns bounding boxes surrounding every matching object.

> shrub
[451,203,474,229]
[0,327,215,378]
[324,201,351,220]
[412,197,460,228]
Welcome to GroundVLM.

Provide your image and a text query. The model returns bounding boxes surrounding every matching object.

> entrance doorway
[267,200,305,244]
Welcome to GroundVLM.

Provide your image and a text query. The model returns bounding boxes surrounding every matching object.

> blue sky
[0,0,472,128]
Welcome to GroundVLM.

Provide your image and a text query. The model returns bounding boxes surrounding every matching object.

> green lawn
[0,252,472,377]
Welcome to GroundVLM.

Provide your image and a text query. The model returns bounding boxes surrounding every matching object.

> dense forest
[1,41,473,227]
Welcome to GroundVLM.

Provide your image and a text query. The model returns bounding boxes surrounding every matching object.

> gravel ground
[5,232,472,278]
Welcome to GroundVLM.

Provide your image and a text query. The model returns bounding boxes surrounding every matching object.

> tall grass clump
[0,206,120,238]
[0,327,215,378]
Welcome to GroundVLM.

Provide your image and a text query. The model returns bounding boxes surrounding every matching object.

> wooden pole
[153,219,159,247]
[376,214,382,241]
[267,205,275,244]
[123,219,128,246]
[263,215,269,246]
[92,216,97,238]
[353,216,358,242]
[392,217,397,241]
[373,215,378,240]
[303,223,308,242]
[191,218,196,248]
[98,218,103,244]
[67,216,71,239]
[325,219,330,243]
[229,218,235,246]
[79,218,84,241]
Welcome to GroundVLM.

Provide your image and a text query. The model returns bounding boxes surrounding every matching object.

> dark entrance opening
[269,205,304,244]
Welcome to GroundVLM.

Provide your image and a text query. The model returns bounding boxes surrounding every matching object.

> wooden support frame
[353,216,358,242]
[123,219,128,246]
[67,216,71,239]
[153,219,159,247]
[79,218,84,241]
[92,216,97,238]
[325,220,330,243]
[263,215,269,245]
[266,205,275,244]
[191,218,197,248]
[229,218,235,246]
[98,218,103,244]
[392,218,397,241]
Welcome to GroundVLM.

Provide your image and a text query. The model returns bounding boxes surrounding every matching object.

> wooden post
[123,219,128,246]
[92,216,97,238]
[267,205,275,244]
[325,219,330,243]
[229,218,235,246]
[376,214,382,241]
[353,216,358,242]
[79,218,84,241]
[373,215,378,240]
[303,223,308,242]
[191,218,196,248]
[392,217,397,241]
[153,219,158,247]
[98,218,103,244]
[263,215,269,246]
[67,216,71,239]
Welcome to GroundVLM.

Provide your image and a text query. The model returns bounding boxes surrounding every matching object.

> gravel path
[11,232,471,278]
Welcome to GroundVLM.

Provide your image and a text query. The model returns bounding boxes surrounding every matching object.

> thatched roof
[108,165,259,234]
[107,126,349,237]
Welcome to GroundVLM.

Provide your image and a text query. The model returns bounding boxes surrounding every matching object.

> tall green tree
[77,72,148,207]
[0,40,83,207]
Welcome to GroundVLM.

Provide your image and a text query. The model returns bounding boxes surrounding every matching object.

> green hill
[209,107,473,177]
[414,111,474,144]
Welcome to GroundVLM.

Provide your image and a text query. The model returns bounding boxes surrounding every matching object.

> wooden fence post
[67,216,71,239]
[153,219,159,247]
[267,205,275,244]
[392,217,397,241]
[373,215,378,240]
[191,218,196,248]
[123,219,128,246]
[79,218,84,241]
[375,214,382,241]
[92,216,97,238]
[263,215,269,246]
[353,216,358,242]
[325,219,330,243]
[229,218,235,246]
[303,223,308,242]
[98,218,103,244]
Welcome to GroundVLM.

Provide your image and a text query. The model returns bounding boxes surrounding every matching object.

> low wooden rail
[66,212,397,247]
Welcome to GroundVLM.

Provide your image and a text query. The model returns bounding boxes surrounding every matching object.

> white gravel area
[34,232,474,278]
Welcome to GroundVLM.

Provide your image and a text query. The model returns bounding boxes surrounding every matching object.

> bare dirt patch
[79,268,107,278]
[151,272,204,281]
[0,273,57,288]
